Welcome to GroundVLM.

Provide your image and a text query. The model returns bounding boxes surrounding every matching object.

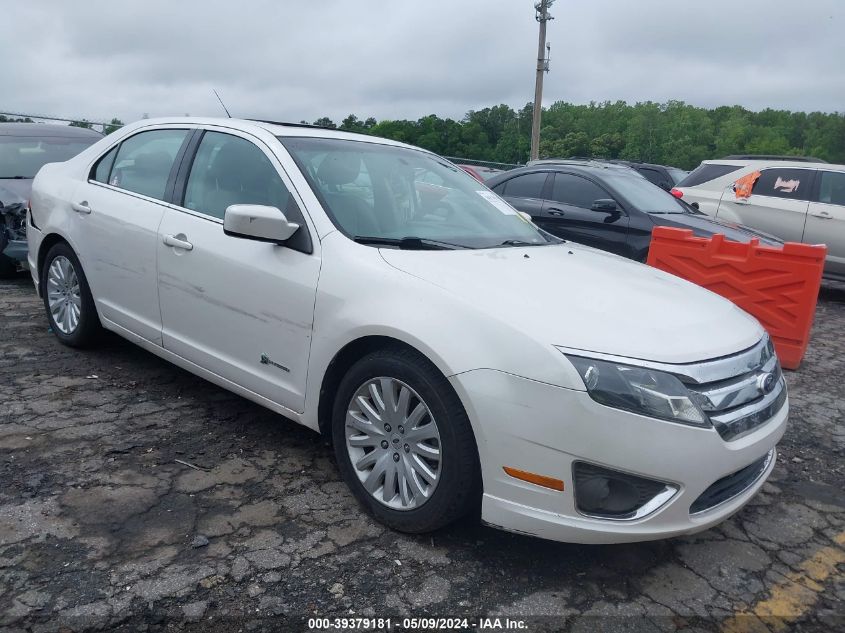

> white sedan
[27,118,788,543]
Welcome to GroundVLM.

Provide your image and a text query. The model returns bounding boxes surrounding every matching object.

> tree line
[313,101,845,169]
[5,101,844,169]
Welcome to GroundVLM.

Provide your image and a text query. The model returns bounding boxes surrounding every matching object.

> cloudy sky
[3,0,843,125]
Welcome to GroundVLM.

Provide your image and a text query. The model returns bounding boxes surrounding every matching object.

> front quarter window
[279,136,553,249]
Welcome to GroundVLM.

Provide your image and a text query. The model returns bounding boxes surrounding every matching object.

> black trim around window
[166,129,203,205]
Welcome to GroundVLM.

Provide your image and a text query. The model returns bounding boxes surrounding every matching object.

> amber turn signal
[503,467,564,491]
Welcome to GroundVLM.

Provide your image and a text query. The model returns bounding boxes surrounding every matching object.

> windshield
[0,136,97,178]
[279,137,553,249]
[602,172,689,214]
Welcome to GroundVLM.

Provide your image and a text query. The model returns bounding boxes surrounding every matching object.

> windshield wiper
[353,236,467,250]
[498,239,543,247]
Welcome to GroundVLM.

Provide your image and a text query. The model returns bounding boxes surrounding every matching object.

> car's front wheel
[41,242,101,347]
[332,348,480,533]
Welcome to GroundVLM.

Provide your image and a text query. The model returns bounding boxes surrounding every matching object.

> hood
[380,243,763,364]
[0,178,33,201]
[649,212,783,246]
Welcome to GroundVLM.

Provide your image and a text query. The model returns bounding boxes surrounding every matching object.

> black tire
[41,242,102,347]
[332,347,480,533]
[0,254,18,279]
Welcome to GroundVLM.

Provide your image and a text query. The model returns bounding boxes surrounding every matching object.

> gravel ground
[1,274,843,633]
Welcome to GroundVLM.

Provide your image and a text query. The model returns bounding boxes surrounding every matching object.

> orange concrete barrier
[647,227,827,370]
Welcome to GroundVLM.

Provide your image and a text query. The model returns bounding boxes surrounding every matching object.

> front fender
[302,232,584,428]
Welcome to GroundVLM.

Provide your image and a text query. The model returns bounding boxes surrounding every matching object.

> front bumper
[2,238,27,263]
[450,368,787,544]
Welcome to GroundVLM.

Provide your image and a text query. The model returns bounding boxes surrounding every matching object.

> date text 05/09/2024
[307,617,528,630]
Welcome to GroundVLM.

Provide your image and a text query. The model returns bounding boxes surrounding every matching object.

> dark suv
[613,161,688,191]
[485,162,781,262]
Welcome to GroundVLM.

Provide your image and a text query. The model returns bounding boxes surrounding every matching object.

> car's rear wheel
[41,242,101,347]
[332,348,480,533]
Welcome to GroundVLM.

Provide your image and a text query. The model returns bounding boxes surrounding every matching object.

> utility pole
[530,0,554,161]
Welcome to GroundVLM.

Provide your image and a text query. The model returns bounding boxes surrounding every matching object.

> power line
[0,110,114,129]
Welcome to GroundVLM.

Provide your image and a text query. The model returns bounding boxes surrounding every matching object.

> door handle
[811,211,833,220]
[547,207,565,216]
[72,201,92,214]
[163,234,193,251]
[734,199,749,205]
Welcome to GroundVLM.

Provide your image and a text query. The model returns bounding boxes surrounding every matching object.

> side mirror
[223,204,299,243]
[517,211,535,224]
[591,199,618,213]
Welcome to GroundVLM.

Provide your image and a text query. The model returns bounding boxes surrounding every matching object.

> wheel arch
[36,233,74,295]
[316,335,455,439]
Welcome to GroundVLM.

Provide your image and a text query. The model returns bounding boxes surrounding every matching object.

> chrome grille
[682,336,786,441]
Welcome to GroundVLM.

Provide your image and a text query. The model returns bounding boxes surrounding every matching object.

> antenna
[213,89,232,118]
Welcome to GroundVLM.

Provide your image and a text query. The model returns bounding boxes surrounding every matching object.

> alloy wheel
[345,377,442,510]
[46,255,82,335]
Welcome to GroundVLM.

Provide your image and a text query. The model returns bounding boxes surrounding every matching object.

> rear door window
[499,172,548,198]
[752,168,815,201]
[677,164,743,188]
[816,171,845,206]
[92,145,118,183]
[109,129,188,200]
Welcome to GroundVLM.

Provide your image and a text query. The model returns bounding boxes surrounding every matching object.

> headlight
[565,355,709,427]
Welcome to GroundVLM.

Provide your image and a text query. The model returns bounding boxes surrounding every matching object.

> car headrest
[133,151,172,175]
[316,153,361,186]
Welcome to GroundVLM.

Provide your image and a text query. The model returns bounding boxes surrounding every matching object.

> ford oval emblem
[757,372,776,395]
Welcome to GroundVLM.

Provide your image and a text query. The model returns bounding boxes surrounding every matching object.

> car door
[490,171,549,218]
[157,128,319,413]
[72,127,191,343]
[804,170,845,278]
[538,172,630,256]
[715,167,816,242]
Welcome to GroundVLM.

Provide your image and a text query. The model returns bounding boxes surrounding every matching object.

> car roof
[616,160,685,171]
[496,162,642,180]
[699,158,845,171]
[120,117,421,151]
[525,158,636,173]
[723,154,827,163]
[0,122,104,138]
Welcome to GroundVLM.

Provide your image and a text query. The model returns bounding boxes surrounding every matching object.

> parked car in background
[458,164,503,182]
[486,162,781,262]
[0,184,27,276]
[0,123,102,275]
[674,159,845,281]
[28,117,787,544]
[612,161,688,191]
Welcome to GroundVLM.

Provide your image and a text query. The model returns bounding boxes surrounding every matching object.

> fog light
[573,462,676,520]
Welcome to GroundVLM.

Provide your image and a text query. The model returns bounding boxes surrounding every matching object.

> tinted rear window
[0,136,97,178]
[752,168,815,201]
[677,164,743,188]
[500,172,547,198]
